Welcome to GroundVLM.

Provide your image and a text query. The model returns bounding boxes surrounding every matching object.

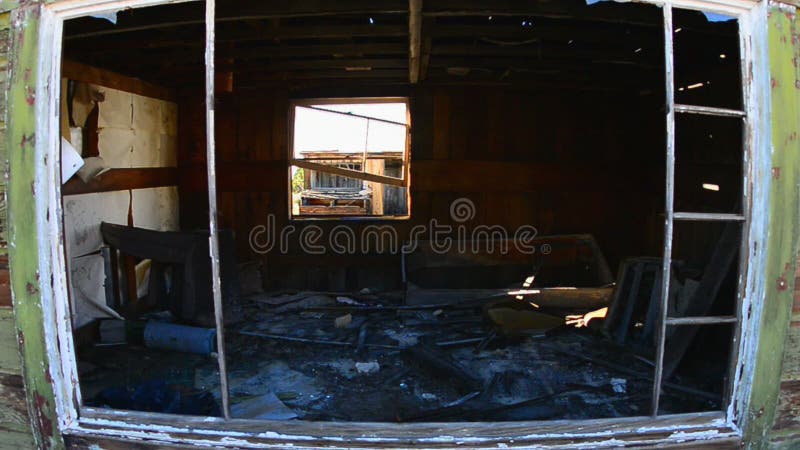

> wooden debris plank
[292,159,406,187]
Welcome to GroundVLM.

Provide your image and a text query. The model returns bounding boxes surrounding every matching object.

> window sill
[69,408,740,449]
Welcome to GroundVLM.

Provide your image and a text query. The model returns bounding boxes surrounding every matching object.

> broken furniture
[100,222,240,326]
[604,223,740,379]
[402,234,615,313]
[403,234,614,289]
[604,257,685,348]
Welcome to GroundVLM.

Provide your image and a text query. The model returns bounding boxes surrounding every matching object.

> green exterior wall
[0,6,33,450]
[5,3,64,448]
[744,3,800,449]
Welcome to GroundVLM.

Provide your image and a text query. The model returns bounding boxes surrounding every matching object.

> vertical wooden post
[651,2,676,418]
[204,0,231,419]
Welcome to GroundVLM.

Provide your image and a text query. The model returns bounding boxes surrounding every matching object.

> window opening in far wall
[289,98,410,219]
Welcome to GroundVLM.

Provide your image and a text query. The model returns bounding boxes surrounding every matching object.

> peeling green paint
[6,4,64,450]
[745,4,800,449]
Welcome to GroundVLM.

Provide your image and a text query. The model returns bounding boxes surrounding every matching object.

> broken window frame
[288,97,412,220]
[650,3,752,418]
[33,0,769,446]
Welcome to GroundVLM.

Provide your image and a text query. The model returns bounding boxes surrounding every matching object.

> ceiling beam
[409,0,423,83]
[65,25,408,53]
[64,43,409,65]
[144,58,409,76]
[64,1,408,40]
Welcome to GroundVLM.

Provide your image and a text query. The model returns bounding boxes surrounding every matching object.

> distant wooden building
[297,151,407,216]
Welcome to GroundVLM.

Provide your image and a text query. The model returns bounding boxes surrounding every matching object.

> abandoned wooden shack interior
[57,0,747,424]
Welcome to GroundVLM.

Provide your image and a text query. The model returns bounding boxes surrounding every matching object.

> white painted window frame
[32,0,771,447]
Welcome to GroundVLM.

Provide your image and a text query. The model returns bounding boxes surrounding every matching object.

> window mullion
[666,316,739,326]
[651,2,676,419]
[204,0,231,420]
[674,104,746,118]
[673,212,745,221]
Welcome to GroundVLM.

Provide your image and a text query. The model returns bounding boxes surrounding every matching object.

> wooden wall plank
[432,93,450,160]
[773,379,800,432]
[410,160,661,192]
[0,372,30,430]
[448,88,467,161]
[61,168,178,196]
[0,256,9,308]
[270,92,289,162]
[179,162,287,193]
[180,159,667,194]
[215,94,239,163]
[0,308,20,376]
[62,59,175,102]
[410,92,434,160]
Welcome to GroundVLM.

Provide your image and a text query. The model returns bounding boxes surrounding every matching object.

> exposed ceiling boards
[61,0,739,91]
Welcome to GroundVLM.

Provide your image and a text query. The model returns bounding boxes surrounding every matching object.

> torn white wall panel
[159,134,178,167]
[160,101,178,136]
[97,127,136,168]
[70,254,123,329]
[131,130,161,167]
[94,85,178,168]
[132,93,161,132]
[63,191,130,258]
[97,87,133,129]
[69,126,83,151]
[131,186,179,231]
[61,137,84,182]
[71,82,101,129]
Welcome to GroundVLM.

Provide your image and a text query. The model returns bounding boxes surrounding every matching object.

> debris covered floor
[77,289,725,422]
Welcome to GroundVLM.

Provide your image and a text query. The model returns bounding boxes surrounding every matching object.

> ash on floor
[78,291,723,421]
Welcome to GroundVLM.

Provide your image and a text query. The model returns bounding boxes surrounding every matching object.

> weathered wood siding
[0,308,34,449]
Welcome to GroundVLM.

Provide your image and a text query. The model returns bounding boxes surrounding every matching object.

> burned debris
[76,231,734,421]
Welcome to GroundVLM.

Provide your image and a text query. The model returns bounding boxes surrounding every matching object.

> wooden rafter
[409,0,423,83]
